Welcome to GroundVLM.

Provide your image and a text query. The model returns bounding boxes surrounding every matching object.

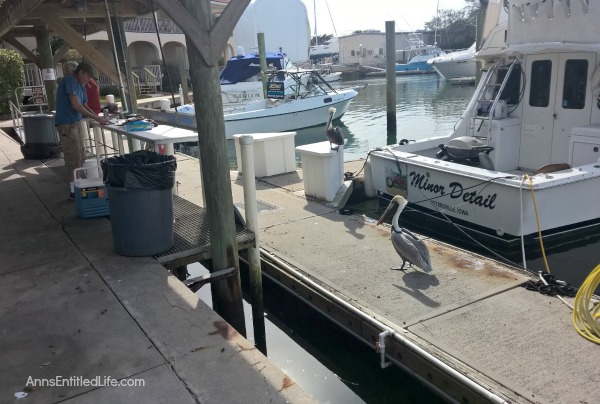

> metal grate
[42,154,69,181]
[42,157,254,268]
[154,196,255,268]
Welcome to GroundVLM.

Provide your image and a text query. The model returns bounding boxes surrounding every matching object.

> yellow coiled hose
[572,264,600,344]
[524,175,600,343]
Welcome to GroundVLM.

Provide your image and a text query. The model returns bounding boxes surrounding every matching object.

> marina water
[200,74,594,401]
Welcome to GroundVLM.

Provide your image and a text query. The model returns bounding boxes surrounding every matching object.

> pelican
[376,195,433,273]
[325,107,344,151]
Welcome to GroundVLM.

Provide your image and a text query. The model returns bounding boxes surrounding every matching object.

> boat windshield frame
[266,70,338,99]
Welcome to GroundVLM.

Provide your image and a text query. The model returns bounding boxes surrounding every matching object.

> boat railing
[470,59,518,143]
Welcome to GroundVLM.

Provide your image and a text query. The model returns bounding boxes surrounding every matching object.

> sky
[299,0,470,36]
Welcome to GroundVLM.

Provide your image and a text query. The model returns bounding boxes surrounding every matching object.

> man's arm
[69,94,108,124]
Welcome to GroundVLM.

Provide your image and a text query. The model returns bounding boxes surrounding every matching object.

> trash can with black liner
[101,150,177,256]
[21,113,60,159]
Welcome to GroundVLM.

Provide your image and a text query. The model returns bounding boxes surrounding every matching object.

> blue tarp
[219,52,286,84]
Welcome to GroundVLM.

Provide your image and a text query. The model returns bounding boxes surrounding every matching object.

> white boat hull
[428,43,477,80]
[431,58,477,81]
[368,146,600,241]
[224,87,358,138]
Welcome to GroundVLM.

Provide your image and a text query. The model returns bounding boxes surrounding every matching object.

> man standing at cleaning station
[54,62,109,198]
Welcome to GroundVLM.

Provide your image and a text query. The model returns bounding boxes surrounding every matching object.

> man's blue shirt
[54,75,87,126]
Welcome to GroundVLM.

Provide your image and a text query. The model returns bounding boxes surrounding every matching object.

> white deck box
[234,132,296,177]
[296,141,344,202]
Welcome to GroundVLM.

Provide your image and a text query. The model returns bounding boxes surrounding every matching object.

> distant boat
[395,33,442,74]
[310,37,339,61]
[428,43,477,81]
[143,70,364,139]
[220,51,342,105]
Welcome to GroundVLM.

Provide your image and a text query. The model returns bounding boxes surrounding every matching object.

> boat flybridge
[366,0,600,249]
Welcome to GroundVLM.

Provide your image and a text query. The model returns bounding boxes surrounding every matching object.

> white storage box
[234,132,296,177]
[296,141,344,202]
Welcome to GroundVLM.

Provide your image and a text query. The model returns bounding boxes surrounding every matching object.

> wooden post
[257,32,267,98]
[34,25,56,111]
[108,15,136,113]
[176,47,191,104]
[385,21,397,142]
[180,0,247,335]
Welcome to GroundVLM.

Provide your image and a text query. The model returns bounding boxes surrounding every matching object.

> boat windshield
[220,52,288,84]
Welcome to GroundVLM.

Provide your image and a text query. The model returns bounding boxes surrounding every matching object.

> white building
[339,31,431,66]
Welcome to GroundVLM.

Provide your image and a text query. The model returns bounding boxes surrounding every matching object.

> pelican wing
[391,228,433,272]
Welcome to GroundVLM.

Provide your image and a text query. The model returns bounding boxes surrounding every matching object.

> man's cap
[75,62,97,79]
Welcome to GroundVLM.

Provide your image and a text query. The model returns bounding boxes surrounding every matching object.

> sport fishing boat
[220,51,343,105]
[144,69,362,139]
[395,33,442,74]
[365,0,600,248]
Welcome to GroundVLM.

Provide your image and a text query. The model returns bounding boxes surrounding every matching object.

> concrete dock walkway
[174,152,598,404]
[0,129,313,403]
[2,121,598,403]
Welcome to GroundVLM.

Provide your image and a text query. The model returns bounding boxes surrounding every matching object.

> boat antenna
[313,0,318,46]
[325,0,338,37]
[434,0,439,46]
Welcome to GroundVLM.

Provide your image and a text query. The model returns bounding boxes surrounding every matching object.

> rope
[572,264,600,344]
[523,174,551,273]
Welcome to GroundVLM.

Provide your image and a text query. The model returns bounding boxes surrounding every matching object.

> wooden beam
[3,35,40,66]
[209,0,250,62]
[53,42,71,64]
[153,0,249,66]
[153,0,213,65]
[0,0,44,38]
[27,2,140,19]
[44,15,120,84]
[0,27,37,38]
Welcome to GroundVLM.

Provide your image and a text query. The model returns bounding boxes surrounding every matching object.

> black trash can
[21,113,60,159]
[102,151,177,256]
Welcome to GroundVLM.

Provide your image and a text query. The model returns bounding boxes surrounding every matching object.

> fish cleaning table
[89,121,199,158]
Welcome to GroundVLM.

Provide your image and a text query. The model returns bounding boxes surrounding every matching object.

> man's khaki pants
[57,122,85,182]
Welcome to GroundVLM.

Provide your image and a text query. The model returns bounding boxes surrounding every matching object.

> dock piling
[239,135,267,354]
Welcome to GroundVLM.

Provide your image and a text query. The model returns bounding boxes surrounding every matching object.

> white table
[89,122,201,197]
[92,123,198,155]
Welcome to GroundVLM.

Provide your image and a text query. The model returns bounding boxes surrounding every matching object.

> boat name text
[408,171,497,210]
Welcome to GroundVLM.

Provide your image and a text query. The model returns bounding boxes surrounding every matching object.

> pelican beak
[376,200,396,226]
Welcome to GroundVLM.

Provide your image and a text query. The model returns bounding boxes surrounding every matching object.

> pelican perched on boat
[325,107,344,151]
[376,195,433,272]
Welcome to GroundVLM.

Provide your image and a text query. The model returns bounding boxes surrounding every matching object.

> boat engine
[437,136,495,168]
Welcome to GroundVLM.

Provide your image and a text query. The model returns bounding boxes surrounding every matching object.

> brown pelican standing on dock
[376,195,433,272]
[325,107,344,151]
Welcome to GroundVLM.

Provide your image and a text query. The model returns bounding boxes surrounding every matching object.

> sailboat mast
[313,0,318,46]
[434,0,439,46]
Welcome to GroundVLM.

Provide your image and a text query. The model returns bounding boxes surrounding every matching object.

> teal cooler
[74,177,110,218]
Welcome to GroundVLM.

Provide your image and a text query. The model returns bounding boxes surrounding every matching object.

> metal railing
[8,100,25,144]
[23,63,43,87]
[123,17,183,34]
